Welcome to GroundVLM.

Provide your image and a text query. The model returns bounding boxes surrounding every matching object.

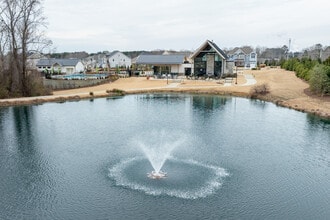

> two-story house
[107,51,131,69]
[227,46,257,69]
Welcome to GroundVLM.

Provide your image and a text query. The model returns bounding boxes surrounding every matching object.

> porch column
[223,59,226,74]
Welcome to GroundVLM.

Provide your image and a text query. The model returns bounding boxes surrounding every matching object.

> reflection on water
[192,95,228,111]
[12,106,35,150]
[138,93,187,104]
[307,114,330,130]
[0,94,329,219]
[0,106,55,219]
[0,107,9,140]
[249,99,268,109]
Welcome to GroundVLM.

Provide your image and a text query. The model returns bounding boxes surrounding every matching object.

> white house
[227,47,257,69]
[83,54,108,72]
[107,51,131,68]
[36,58,84,74]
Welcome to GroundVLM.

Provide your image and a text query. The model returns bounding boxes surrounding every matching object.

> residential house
[107,51,131,69]
[227,46,257,69]
[36,58,84,74]
[83,54,108,72]
[190,40,233,77]
[27,52,47,70]
[258,47,286,64]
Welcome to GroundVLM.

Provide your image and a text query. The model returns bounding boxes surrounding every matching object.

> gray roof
[36,58,80,67]
[191,40,228,60]
[107,50,119,58]
[136,54,185,65]
[107,51,131,60]
[228,46,254,55]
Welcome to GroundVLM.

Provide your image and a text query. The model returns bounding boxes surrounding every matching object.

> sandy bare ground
[1,68,329,118]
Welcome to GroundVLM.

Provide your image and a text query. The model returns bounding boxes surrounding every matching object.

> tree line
[281,57,330,96]
[0,0,329,99]
[0,0,51,98]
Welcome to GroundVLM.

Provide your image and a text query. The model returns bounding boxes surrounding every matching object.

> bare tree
[0,12,8,77]
[0,0,51,97]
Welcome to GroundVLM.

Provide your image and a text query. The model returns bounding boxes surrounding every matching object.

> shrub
[0,75,9,99]
[106,88,125,95]
[250,83,270,97]
[309,64,330,95]
[0,87,9,99]
[26,73,53,96]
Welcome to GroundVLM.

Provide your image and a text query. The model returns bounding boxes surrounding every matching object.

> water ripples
[108,157,229,199]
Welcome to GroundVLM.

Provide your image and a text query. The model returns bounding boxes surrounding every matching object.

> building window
[238,53,245,59]
[251,53,256,59]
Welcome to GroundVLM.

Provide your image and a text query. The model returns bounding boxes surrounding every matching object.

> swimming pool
[51,73,109,80]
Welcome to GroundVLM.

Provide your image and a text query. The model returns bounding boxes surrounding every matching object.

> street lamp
[235,65,238,84]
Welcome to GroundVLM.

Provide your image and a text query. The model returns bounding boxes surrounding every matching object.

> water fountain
[147,171,167,179]
[136,130,184,179]
[109,130,229,199]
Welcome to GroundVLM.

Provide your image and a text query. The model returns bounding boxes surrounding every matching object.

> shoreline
[0,69,329,119]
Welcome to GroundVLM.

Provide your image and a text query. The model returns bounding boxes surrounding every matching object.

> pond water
[0,94,329,219]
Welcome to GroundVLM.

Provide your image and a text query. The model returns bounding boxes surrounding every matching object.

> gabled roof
[27,52,47,59]
[107,51,130,59]
[36,58,80,67]
[107,50,120,58]
[136,54,185,65]
[228,46,254,55]
[191,40,228,60]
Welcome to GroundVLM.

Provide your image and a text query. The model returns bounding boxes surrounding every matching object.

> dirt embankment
[0,68,329,119]
[249,68,330,118]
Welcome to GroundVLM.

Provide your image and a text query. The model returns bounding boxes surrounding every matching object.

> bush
[0,75,9,99]
[309,64,330,95]
[0,71,52,98]
[0,87,9,99]
[26,73,53,96]
[250,83,270,97]
[106,88,125,95]
[281,58,321,82]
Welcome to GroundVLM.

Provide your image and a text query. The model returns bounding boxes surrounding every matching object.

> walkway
[166,83,181,88]
[242,74,256,86]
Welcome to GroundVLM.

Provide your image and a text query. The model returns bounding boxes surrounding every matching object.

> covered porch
[135,54,191,78]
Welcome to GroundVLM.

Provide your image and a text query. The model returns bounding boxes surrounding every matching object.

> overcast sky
[43,0,330,53]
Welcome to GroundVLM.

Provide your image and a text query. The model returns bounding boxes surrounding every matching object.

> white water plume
[135,130,186,173]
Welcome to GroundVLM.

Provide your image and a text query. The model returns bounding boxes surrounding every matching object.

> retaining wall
[43,78,113,90]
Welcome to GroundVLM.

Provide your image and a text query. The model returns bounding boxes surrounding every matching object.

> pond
[0,94,329,219]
